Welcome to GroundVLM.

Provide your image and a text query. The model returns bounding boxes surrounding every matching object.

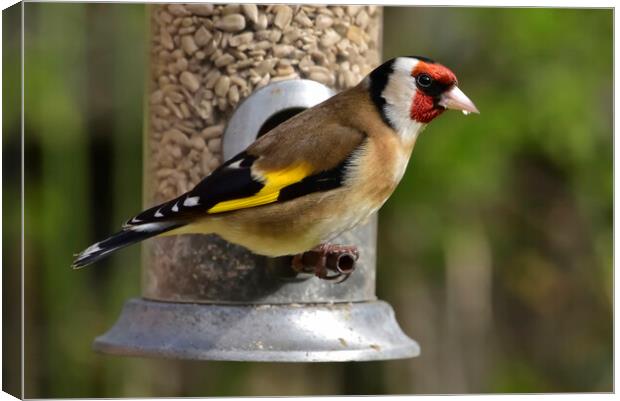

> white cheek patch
[382,57,425,141]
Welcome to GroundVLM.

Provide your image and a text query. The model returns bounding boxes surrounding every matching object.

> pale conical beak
[438,86,479,115]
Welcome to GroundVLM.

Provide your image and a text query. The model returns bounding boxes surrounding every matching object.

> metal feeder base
[93,298,420,362]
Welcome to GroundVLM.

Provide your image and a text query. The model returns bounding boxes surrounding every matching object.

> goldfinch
[73,56,478,277]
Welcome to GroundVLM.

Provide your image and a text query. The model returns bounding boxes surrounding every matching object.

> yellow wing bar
[207,163,313,214]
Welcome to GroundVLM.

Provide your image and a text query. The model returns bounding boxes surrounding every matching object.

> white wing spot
[183,196,200,207]
[172,202,179,212]
[83,243,101,256]
[228,159,243,169]
[131,223,163,232]
[154,209,164,218]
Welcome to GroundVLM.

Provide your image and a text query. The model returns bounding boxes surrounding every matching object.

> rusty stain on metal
[292,245,360,282]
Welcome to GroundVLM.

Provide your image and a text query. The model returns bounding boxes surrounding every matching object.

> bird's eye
[416,74,433,88]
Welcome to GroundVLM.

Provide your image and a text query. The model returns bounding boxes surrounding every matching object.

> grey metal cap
[93,298,420,362]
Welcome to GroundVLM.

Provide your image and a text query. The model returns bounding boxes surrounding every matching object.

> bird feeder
[94,3,419,361]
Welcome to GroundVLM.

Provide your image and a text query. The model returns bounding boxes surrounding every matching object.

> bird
[72,55,478,280]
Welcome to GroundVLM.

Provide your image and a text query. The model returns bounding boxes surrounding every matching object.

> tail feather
[72,221,184,269]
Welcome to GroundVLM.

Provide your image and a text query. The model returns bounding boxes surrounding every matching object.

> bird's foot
[291,244,359,283]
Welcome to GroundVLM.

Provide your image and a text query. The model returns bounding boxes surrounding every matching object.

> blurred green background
[4,3,612,397]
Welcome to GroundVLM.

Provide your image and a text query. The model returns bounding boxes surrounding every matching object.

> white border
[0,1,615,401]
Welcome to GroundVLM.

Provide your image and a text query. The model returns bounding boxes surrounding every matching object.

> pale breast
[347,134,414,205]
[196,135,417,257]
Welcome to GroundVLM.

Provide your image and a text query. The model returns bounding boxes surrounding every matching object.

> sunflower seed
[241,4,258,24]
[179,71,200,92]
[214,14,246,32]
[274,6,293,29]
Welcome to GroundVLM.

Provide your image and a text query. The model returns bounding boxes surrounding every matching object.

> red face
[410,61,458,124]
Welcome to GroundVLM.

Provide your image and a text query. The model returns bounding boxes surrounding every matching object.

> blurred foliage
[8,4,611,397]
[380,7,612,393]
